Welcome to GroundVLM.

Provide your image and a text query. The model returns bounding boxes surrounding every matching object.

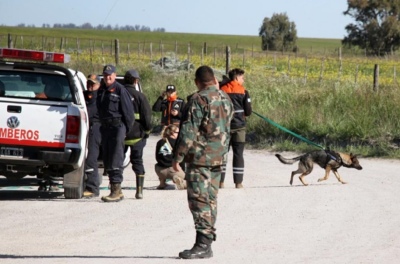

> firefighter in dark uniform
[152,84,185,128]
[123,69,152,199]
[220,68,252,189]
[83,74,102,198]
[97,64,134,202]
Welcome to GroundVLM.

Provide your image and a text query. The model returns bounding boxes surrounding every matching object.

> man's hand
[172,161,182,172]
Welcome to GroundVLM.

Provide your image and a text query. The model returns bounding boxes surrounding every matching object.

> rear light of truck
[66,115,80,143]
[0,48,70,63]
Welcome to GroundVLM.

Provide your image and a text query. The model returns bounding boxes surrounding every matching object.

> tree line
[12,22,166,32]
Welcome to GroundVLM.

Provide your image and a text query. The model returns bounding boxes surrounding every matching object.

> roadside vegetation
[1,26,400,158]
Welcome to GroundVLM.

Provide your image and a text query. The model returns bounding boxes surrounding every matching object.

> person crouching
[154,124,186,190]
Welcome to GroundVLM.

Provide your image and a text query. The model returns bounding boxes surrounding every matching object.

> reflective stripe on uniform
[134,113,140,120]
[124,138,142,145]
[233,167,244,174]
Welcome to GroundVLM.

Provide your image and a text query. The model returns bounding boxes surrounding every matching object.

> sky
[0,0,353,39]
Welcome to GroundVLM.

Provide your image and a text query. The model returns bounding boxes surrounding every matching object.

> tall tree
[259,13,297,52]
[343,0,400,56]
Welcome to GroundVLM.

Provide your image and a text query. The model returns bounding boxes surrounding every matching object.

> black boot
[179,233,213,259]
[135,175,144,199]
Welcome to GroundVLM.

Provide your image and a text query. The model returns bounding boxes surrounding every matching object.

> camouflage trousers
[186,165,221,241]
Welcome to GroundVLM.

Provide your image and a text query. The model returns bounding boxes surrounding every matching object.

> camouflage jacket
[173,85,234,166]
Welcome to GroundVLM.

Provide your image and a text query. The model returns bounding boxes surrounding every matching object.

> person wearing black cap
[97,64,134,202]
[83,74,102,198]
[123,69,152,199]
[125,69,143,92]
[152,84,185,128]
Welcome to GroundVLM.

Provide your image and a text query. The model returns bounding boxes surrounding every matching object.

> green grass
[1,26,399,158]
[0,26,343,55]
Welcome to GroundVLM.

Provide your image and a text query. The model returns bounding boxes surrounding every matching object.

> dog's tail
[275,154,301,165]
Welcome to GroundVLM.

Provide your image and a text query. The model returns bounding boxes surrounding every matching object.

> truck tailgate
[0,102,67,148]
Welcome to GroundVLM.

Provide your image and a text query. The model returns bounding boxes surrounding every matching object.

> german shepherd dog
[275,150,362,186]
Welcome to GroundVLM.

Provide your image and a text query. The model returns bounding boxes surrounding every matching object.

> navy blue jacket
[97,81,134,133]
[84,90,100,124]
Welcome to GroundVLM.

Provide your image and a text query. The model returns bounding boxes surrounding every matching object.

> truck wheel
[63,161,85,199]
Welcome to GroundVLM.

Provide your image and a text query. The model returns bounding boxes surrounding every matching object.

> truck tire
[63,161,85,199]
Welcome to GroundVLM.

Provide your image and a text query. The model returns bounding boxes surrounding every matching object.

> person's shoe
[156,185,166,190]
[235,183,243,189]
[83,190,99,198]
[219,182,224,189]
[178,243,213,259]
[101,183,124,202]
[173,175,186,190]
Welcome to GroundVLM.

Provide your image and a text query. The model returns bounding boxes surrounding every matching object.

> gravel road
[1,135,399,264]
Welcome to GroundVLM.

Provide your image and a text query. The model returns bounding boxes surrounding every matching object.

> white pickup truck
[0,48,89,199]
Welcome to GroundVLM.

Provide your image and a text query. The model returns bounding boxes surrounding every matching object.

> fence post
[213,47,216,67]
[304,55,308,85]
[242,49,245,68]
[115,39,119,65]
[150,42,153,62]
[203,42,207,55]
[59,37,64,52]
[127,43,130,59]
[225,46,231,75]
[7,33,13,48]
[187,43,191,70]
[319,57,325,83]
[338,58,343,81]
[373,64,379,92]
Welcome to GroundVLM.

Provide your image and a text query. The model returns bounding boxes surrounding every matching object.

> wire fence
[2,33,400,88]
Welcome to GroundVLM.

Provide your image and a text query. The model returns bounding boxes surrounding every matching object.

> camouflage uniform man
[172,65,234,259]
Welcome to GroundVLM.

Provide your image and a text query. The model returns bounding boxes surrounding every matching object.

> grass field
[0,26,343,55]
[1,26,400,158]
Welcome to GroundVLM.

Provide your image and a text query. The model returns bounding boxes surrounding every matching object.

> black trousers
[126,138,147,176]
[85,123,101,194]
[100,123,126,183]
